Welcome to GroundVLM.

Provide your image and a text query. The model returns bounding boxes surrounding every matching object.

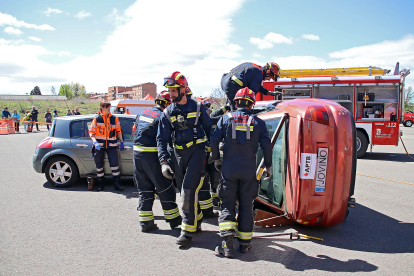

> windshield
[256,116,287,207]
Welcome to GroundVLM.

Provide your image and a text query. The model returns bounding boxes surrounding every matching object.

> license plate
[315,148,328,192]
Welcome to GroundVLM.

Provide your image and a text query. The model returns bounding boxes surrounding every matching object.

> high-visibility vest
[89,113,120,148]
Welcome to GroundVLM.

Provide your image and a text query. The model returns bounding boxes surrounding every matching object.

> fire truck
[256,63,411,158]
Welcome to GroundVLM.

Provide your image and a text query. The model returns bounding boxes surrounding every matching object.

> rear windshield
[256,117,287,207]
[48,120,56,137]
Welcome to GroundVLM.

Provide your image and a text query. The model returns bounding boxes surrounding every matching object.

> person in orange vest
[126,109,131,115]
[89,102,125,191]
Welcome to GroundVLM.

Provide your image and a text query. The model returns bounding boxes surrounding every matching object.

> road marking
[357,173,414,186]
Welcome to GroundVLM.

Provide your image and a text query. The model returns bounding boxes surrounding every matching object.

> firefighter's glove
[214,159,222,171]
[93,141,101,151]
[119,141,125,151]
[161,163,174,179]
[264,166,273,180]
[269,91,282,97]
[208,153,214,164]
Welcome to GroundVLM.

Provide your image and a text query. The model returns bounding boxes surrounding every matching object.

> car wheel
[356,130,368,158]
[45,156,79,187]
[404,120,413,127]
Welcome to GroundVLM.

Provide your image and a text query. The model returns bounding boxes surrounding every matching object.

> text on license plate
[315,148,328,192]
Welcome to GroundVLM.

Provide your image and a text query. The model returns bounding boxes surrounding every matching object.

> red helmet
[186,86,192,95]
[234,87,255,105]
[163,71,188,88]
[264,62,281,80]
[155,90,171,104]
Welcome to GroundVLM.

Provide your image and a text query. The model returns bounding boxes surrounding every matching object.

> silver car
[32,114,136,187]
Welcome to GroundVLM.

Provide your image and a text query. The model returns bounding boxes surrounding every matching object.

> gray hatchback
[32,114,136,187]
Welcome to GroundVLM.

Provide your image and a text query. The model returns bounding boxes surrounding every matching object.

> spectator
[53,110,59,118]
[66,109,72,116]
[31,106,39,131]
[72,109,75,115]
[11,110,20,133]
[45,109,52,131]
[22,113,32,133]
[21,111,30,133]
[2,107,11,118]
[75,108,81,115]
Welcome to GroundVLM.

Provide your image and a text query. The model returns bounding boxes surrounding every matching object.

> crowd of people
[1,105,81,133]
[90,62,280,258]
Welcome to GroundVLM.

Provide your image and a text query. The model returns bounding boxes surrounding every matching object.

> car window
[49,120,56,137]
[118,118,135,141]
[257,117,286,207]
[70,120,88,138]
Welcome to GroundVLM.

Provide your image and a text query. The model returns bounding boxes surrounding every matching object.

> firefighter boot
[176,234,192,247]
[114,179,125,191]
[96,179,104,191]
[239,243,252,253]
[216,236,234,258]
[169,216,182,229]
[141,221,158,233]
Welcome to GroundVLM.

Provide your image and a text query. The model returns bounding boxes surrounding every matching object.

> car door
[69,118,111,175]
[256,116,287,207]
[117,117,135,176]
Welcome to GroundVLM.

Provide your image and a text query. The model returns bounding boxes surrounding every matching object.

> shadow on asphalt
[359,152,414,162]
[292,203,414,254]
[42,179,138,199]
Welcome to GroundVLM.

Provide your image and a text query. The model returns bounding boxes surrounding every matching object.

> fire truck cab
[256,65,411,158]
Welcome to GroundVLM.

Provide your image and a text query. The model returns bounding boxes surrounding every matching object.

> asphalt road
[1,126,413,275]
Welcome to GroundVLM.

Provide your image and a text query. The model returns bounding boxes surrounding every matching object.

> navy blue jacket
[134,107,163,150]
[227,62,270,95]
[210,108,272,168]
[157,98,212,163]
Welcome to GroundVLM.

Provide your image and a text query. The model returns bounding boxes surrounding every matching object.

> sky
[1,0,414,96]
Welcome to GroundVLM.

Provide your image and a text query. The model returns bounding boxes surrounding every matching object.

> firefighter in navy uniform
[221,62,282,110]
[210,87,273,258]
[203,100,222,207]
[157,71,212,247]
[89,102,125,191]
[133,91,182,232]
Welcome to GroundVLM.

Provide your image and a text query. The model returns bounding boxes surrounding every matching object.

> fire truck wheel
[356,130,368,158]
[404,120,413,127]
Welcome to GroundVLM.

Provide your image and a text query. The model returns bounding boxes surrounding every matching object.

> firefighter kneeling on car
[89,101,125,191]
[133,91,182,232]
[210,87,273,258]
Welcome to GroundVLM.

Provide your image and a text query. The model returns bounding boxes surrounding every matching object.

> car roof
[55,114,136,120]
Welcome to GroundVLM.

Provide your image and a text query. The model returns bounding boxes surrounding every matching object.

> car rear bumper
[32,148,42,173]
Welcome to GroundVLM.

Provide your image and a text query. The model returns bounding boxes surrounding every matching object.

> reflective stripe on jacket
[88,113,121,148]
[157,99,212,163]
[133,107,163,152]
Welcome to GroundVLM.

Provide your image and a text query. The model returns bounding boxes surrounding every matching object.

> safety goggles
[163,78,180,87]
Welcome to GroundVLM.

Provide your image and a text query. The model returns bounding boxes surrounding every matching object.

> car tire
[404,120,413,127]
[356,130,368,158]
[45,156,79,188]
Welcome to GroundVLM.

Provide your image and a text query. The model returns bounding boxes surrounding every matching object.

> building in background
[107,86,133,101]
[132,82,157,100]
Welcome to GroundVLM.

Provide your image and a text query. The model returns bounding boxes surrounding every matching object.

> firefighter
[186,87,193,99]
[89,102,125,191]
[221,62,282,110]
[133,91,182,232]
[210,87,273,258]
[203,100,222,207]
[157,71,212,247]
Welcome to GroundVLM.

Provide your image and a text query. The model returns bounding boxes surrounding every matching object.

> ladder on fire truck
[280,66,391,78]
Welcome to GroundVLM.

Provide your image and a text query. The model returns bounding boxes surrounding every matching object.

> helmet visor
[163,78,180,87]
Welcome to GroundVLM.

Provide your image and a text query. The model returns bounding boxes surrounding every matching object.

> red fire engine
[256,64,411,158]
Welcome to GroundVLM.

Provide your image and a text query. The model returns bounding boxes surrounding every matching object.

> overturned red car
[254,98,356,227]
